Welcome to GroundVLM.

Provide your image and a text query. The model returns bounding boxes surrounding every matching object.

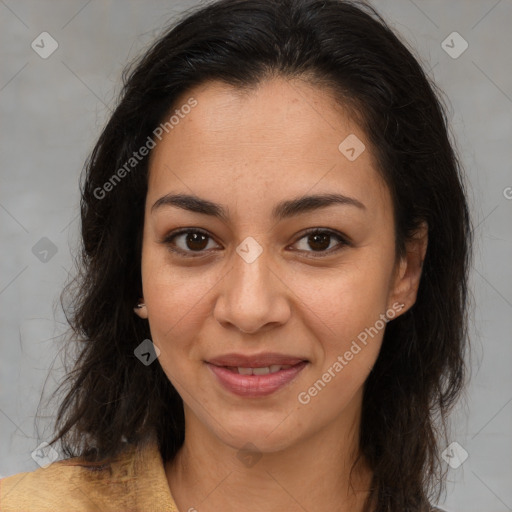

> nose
[213,246,291,334]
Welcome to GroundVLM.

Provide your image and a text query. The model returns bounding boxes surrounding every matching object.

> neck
[165,401,373,512]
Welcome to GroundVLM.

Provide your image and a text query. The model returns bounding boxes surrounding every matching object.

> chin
[210,413,303,453]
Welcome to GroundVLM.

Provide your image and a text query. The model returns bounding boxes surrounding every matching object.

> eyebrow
[151,192,366,221]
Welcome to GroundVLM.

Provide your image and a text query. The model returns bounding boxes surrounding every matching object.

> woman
[0,0,472,510]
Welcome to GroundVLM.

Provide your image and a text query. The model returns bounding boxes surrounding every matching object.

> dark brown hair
[47,1,472,510]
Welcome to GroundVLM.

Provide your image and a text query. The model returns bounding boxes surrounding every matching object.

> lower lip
[206,361,308,397]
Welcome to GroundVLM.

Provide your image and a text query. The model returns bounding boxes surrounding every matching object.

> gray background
[1,1,511,510]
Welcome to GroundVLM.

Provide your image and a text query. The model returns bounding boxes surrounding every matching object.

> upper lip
[207,352,308,368]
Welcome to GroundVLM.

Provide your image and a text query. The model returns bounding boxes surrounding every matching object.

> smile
[206,361,308,397]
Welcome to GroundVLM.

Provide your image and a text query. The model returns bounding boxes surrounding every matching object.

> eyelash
[161,228,351,259]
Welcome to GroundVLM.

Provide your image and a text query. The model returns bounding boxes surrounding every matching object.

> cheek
[289,256,393,392]
[140,248,221,363]
[288,256,394,342]
[293,272,390,421]
[141,268,213,394]
[143,275,208,339]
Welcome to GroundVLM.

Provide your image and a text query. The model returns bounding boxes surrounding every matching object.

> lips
[205,352,309,397]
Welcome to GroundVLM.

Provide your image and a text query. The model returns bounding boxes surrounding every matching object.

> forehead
[147,78,390,218]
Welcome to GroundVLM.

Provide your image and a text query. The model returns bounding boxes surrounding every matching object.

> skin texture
[135,77,428,512]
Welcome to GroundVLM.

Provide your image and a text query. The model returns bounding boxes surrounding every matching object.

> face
[136,77,425,454]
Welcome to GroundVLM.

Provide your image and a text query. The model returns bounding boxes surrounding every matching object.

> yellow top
[0,435,180,511]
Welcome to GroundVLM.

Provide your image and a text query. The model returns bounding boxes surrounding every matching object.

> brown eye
[163,229,220,256]
[292,229,350,256]
[182,231,209,251]
[307,232,331,251]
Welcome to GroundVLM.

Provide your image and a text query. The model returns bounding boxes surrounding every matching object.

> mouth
[205,357,309,397]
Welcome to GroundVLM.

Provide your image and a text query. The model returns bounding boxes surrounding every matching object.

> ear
[133,299,148,319]
[388,221,428,315]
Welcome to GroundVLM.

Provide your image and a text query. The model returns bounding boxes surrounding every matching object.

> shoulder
[0,444,139,512]
[1,458,107,511]
[0,436,178,511]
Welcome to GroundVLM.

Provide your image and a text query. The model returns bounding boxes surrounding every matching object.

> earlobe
[134,300,148,319]
[389,222,428,315]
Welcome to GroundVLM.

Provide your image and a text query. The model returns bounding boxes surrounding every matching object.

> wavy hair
[48,1,473,510]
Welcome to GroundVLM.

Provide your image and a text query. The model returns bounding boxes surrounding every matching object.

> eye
[162,229,220,257]
[291,229,350,256]
[161,227,350,258]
